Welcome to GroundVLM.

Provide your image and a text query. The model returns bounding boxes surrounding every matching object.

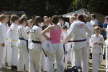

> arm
[84,24,92,37]
[62,23,75,43]
[0,26,5,47]
[41,26,52,40]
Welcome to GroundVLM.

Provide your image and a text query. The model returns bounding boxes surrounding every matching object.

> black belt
[32,40,41,44]
[19,37,29,53]
[19,37,26,41]
[68,39,86,42]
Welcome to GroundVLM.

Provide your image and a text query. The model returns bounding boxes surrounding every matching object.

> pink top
[50,28,62,44]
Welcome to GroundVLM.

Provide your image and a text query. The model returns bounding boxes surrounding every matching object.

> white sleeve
[89,35,94,47]
[67,23,76,39]
[66,22,70,28]
[100,35,105,44]
[84,23,92,37]
[0,26,4,43]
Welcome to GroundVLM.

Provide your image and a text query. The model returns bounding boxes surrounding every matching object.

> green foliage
[71,0,108,15]
[0,0,108,15]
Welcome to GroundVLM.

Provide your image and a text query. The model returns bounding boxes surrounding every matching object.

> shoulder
[32,26,42,31]
[99,34,104,38]
[91,34,95,38]
[65,22,69,25]
[47,25,54,29]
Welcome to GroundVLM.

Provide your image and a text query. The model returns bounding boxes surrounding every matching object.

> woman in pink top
[42,16,64,72]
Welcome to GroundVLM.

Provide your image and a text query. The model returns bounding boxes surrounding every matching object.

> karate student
[58,16,70,29]
[7,15,19,70]
[63,14,91,72]
[62,26,73,68]
[90,14,99,26]
[0,14,9,68]
[90,26,104,72]
[29,16,43,72]
[17,17,29,72]
[42,16,64,72]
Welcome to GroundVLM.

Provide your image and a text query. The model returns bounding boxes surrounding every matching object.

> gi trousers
[73,47,89,72]
[47,43,64,72]
[29,43,42,72]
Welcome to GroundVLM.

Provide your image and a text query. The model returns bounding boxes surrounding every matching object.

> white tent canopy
[62,8,89,18]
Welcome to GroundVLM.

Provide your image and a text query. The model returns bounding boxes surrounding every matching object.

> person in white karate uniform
[63,14,91,72]
[58,16,70,29]
[90,26,104,72]
[17,17,29,72]
[0,14,9,68]
[29,16,43,72]
[7,15,19,70]
[90,14,99,27]
[62,26,73,68]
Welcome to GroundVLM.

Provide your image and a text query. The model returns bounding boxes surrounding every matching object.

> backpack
[64,66,82,72]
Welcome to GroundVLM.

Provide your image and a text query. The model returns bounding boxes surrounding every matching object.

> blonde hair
[0,14,8,21]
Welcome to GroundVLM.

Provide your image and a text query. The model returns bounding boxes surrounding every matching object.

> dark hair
[62,26,68,30]
[52,15,59,24]
[10,15,19,22]
[77,14,86,22]
[33,16,43,26]
[59,16,64,21]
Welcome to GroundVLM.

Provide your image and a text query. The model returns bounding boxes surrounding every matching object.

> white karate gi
[29,25,42,72]
[17,25,29,71]
[90,19,98,26]
[7,23,19,66]
[67,20,91,72]
[0,22,8,68]
[90,34,104,72]
[58,22,70,29]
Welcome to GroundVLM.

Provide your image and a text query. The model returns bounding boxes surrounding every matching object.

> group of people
[0,12,107,72]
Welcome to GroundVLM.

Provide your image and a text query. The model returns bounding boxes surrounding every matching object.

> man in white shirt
[63,14,91,72]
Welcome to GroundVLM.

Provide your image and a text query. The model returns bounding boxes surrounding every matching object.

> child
[90,26,104,72]
[62,26,73,68]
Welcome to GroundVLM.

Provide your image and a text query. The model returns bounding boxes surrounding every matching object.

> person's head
[77,14,86,22]
[27,19,33,27]
[21,14,27,19]
[52,15,59,25]
[94,26,101,35]
[19,17,27,26]
[104,16,108,22]
[69,16,76,23]
[43,16,49,22]
[84,15,90,22]
[91,14,96,20]
[33,16,43,26]
[43,17,51,25]
[10,14,19,24]
[58,16,65,24]
[73,13,78,18]
[0,14,9,23]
